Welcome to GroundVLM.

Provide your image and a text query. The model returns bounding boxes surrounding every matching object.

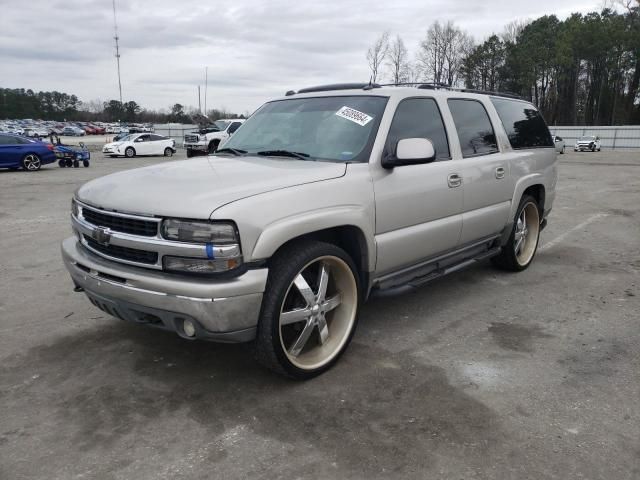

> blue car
[0,133,57,171]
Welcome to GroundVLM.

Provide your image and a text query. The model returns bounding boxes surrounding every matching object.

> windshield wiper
[256,150,311,160]
[214,147,247,156]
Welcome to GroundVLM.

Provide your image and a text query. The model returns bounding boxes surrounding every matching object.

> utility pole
[198,86,201,113]
[112,0,123,105]
[204,67,208,117]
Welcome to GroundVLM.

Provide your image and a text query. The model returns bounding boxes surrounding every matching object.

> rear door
[0,135,19,166]
[447,98,514,245]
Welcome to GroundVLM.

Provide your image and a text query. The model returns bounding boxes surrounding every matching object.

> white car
[102,133,176,158]
[574,135,601,152]
[552,135,565,154]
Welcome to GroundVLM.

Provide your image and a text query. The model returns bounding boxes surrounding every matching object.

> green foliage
[463,7,640,125]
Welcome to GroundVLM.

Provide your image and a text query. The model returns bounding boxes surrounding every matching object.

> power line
[112,0,123,104]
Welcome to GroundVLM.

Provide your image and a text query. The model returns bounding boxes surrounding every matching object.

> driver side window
[385,98,450,161]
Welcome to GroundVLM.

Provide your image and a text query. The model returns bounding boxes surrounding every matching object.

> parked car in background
[90,125,106,134]
[102,133,176,158]
[574,135,601,152]
[24,127,50,139]
[183,119,245,157]
[0,133,56,171]
[64,83,557,379]
[62,126,85,136]
[552,135,565,154]
[106,125,119,134]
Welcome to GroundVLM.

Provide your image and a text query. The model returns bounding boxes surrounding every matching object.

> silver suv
[62,83,557,379]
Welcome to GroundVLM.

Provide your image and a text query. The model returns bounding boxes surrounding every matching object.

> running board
[371,245,501,297]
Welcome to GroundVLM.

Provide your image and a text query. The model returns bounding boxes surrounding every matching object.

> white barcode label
[335,106,373,126]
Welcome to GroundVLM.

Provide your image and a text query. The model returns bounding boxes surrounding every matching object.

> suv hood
[76,156,346,219]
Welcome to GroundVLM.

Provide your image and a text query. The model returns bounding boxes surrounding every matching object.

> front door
[373,97,463,275]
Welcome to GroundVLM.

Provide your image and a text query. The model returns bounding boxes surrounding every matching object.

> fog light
[183,319,196,337]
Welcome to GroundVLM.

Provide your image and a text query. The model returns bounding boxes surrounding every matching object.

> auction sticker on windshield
[335,106,373,126]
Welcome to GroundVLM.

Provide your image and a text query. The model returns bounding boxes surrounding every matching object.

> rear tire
[73,160,79,168]
[83,160,90,167]
[164,147,173,157]
[491,195,541,272]
[186,149,194,158]
[254,241,360,380]
[22,154,41,171]
[58,159,66,168]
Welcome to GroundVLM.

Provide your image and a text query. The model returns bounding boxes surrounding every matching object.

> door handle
[495,166,505,179]
[447,173,462,188]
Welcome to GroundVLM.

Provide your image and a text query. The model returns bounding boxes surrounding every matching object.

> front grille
[82,208,158,237]
[184,134,199,143]
[84,235,158,265]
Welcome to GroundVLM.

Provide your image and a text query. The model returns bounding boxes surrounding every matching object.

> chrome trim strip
[76,199,161,223]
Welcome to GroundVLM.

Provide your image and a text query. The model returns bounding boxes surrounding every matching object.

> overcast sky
[0,0,606,114]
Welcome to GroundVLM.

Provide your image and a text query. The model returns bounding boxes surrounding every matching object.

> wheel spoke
[293,274,316,306]
[289,321,315,357]
[281,307,311,325]
[317,315,329,344]
[322,293,342,313]
[316,263,330,302]
[515,236,524,254]
[521,209,526,230]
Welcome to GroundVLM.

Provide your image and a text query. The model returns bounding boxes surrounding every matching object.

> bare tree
[366,32,390,83]
[386,35,411,84]
[418,21,473,86]
[501,19,530,44]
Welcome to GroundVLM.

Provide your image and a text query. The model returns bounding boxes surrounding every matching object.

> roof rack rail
[286,83,381,96]
[284,82,524,100]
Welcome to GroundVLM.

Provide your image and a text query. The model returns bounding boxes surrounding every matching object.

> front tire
[255,241,360,379]
[22,154,41,171]
[125,147,135,158]
[186,148,194,158]
[491,195,541,272]
[208,140,219,154]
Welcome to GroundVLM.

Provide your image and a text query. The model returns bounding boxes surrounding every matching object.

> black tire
[125,147,135,158]
[58,159,66,168]
[164,147,173,157]
[560,146,564,154]
[254,240,361,380]
[186,149,194,158]
[22,153,42,171]
[208,140,219,154]
[73,160,79,168]
[65,159,73,167]
[83,160,90,167]
[491,194,541,272]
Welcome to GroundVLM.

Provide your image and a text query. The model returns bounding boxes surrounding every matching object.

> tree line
[0,87,245,123]
[366,3,640,125]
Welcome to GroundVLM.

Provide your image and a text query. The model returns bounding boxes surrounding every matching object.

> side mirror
[382,138,436,169]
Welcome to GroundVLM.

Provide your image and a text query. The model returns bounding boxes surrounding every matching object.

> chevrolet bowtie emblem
[92,226,112,246]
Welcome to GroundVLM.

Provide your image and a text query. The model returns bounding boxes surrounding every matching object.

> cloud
[0,0,605,113]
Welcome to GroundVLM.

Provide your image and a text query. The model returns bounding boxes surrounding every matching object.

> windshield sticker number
[336,106,373,126]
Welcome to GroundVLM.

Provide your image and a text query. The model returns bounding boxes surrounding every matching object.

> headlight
[161,219,237,244]
[71,198,79,217]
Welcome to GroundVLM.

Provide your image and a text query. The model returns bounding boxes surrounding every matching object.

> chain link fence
[549,126,640,150]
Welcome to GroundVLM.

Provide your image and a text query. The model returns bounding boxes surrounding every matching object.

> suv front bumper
[183,143,208,151]
[61,237,268,342]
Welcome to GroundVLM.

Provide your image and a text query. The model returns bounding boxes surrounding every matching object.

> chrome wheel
[22,154,41,171]
[514,202,540,266]
[279,256,357,371]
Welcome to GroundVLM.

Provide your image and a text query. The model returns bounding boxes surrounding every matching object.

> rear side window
[386,98,450,160]
[490,97,553,149]
[447,99,499,158]
[228,122,242,134]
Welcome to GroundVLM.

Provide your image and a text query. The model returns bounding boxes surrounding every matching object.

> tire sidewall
[258,241,361,379]
[507,195,541,271]
[125,147,135,158]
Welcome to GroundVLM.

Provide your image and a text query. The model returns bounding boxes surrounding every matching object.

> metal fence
[548,126,640,150]
[153,124,197,148]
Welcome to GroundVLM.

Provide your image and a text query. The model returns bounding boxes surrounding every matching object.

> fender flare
[250,206,376,271]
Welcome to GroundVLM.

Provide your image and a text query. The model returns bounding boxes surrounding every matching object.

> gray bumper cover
[61,237,268,342]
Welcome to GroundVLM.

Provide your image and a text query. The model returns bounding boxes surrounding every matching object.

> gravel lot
[1,151,639,479]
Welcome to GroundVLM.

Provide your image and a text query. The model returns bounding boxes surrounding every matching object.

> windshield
[212,120,231,131]
[579,136,595,141]
[221,95,388,162]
